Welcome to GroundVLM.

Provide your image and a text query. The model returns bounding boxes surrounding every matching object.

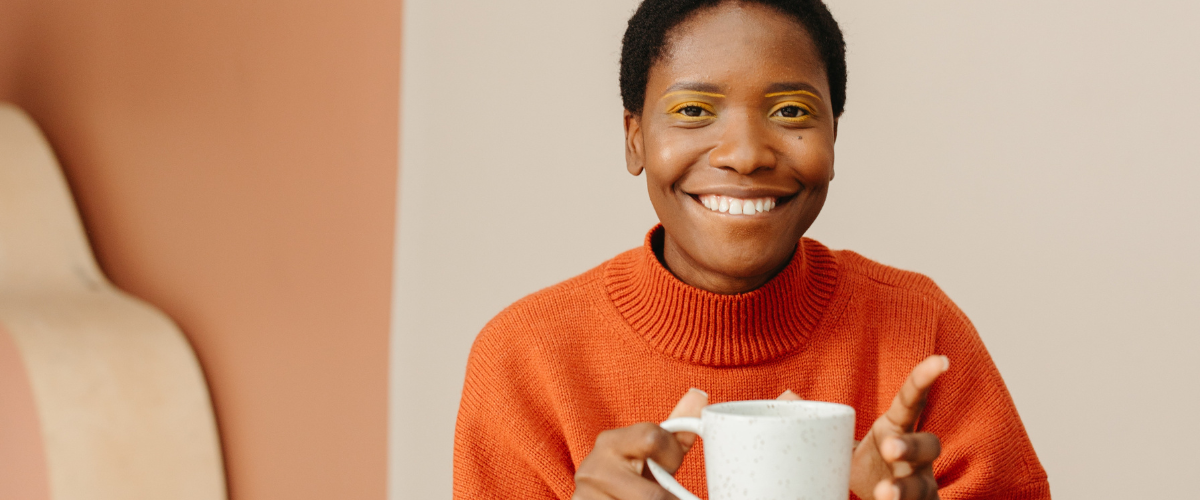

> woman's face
[624,2,838,294]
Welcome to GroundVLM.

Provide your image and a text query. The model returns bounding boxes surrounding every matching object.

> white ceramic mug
[647,399,855,500]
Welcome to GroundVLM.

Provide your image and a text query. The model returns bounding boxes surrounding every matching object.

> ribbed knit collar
[604,225,839,367]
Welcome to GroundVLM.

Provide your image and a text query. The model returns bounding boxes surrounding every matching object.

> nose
[708,110,776,175]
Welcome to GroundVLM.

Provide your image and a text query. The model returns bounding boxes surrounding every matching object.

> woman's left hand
[779,355,948,499]
[836,355,949,500]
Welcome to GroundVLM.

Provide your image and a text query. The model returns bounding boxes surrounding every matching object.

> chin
[700,245,794,280]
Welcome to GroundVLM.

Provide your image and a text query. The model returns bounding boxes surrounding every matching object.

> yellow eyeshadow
[768,101,816,120]
[666,101,716,117]
[769,101,814,112]
[764,90,822,100]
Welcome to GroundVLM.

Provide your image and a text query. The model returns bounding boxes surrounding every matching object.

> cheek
[644,133,704,190]
[788,136,835,183]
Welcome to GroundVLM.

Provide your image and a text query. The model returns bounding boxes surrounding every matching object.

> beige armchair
[0,104,225,500]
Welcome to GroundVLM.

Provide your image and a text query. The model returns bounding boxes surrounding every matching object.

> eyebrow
[763,82,824,101]
[660,82,726,99]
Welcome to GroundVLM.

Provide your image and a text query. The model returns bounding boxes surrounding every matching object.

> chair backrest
[0,103,105,293]
[0,103,227,500]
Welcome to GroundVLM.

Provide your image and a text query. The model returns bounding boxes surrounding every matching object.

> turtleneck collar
[604,225,839,367]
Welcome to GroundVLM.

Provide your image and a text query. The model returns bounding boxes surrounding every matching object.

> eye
[667,101,716,120]
[772,105,808,118]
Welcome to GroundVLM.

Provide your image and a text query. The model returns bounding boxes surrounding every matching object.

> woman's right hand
[571,388,708,500]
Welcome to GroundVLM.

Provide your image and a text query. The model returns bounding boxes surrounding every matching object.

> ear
[830,117,839,181]
[624,110,645,176]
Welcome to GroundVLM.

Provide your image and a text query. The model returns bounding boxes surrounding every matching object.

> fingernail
[875,481,897,500]
[688,387,708,397]
[941,355,950,371]
[884,438,906,459]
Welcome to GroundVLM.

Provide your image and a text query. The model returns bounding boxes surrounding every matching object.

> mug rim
[702,399,855,420]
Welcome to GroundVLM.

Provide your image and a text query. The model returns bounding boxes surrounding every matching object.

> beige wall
[0,0,400,498]
[395,0,1200,498]
[813,3,1199,497]
[392,0,650,496]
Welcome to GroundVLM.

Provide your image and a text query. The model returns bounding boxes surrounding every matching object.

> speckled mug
[647,400,855,500]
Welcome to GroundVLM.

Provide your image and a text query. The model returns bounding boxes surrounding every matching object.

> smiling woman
[623,3,838,295]
[452,1,1050,500]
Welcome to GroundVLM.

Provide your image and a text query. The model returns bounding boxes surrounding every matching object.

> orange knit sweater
[454,227,1050,499]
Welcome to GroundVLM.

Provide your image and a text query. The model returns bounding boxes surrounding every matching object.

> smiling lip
[696,194,778,215]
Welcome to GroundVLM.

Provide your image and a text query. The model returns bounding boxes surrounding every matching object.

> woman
[454,1,1049,499]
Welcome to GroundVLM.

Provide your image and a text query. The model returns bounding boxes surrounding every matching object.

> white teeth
[697,194,778,216]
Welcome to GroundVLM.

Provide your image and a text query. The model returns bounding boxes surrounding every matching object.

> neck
[603,225,840,366]
[660,231,793,295]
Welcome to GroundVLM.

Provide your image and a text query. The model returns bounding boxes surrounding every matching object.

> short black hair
[620,0,847,116]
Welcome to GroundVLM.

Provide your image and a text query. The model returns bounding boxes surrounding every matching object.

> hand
[843,355,949,500]
[572,388,708,500]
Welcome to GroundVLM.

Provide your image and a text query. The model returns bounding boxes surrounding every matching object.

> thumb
[667,388,708,453]
[777,389,803,401]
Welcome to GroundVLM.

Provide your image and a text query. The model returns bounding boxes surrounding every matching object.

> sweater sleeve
[453,322,577,500]
[924,301,1051,499]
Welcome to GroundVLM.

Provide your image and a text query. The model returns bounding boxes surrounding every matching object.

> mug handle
[646,417,704,500]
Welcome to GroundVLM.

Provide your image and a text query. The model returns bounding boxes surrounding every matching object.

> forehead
[652,2,828,95]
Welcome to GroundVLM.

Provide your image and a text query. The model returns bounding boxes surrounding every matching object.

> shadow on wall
[0,104,226,500]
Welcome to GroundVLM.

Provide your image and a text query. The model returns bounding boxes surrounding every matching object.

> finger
[776,389,803,401]
[873,480,900,500]
[883,356,949,430]
[667,388,708,419]
[575,467,676,500]
[667,388,708,452]
[592,423,687,473]
[874,471,939,500]
[569,481,619,500]
[636,422,689,473]
[880,433,942,468]
[577,423,686,499]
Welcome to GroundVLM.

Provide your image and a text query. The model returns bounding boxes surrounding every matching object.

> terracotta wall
[0,0,400,498]
[0,324,50,500]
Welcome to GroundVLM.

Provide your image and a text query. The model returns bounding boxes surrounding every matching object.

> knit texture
[454,226,1049,499]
